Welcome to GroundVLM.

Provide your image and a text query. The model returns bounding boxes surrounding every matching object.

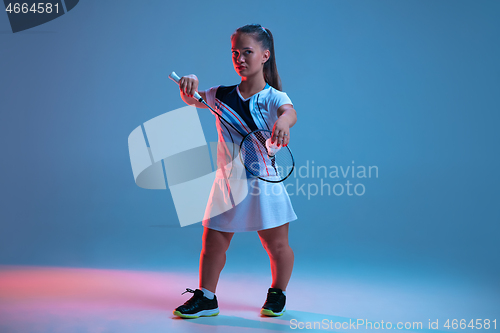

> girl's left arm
[272,104,297,147]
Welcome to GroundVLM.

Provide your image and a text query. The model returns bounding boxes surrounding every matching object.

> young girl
[173,24,297,318]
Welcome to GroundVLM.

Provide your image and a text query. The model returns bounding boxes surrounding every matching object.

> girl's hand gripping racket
[168,71,203,101]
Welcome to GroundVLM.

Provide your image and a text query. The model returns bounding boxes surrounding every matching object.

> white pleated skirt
[202,176,297,233]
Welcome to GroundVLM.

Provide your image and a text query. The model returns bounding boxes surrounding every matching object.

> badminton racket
[169,71,294,183]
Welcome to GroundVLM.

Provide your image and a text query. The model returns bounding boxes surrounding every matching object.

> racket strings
[240,130,294,182]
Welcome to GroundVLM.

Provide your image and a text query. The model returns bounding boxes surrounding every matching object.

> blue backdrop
[1,0,498,290]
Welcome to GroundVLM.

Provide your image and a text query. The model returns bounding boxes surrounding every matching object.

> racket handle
[168,71,203,101]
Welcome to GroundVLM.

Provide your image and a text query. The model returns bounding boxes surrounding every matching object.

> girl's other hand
[271,117,291,147]
[179,74,199,98]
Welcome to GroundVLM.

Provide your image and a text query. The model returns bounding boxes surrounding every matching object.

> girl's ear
[262,49,270,64]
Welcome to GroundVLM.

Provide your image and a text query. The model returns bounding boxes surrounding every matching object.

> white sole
[173,308,219,318]
[261,305,286,316]
[195,309,220,317]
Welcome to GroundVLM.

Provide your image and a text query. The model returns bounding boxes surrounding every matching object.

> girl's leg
[257,223,294,291]
[199,227,234,293]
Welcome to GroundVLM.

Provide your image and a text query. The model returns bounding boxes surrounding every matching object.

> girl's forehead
[231,33,260,48]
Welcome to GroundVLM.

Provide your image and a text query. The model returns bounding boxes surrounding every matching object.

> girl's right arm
[179,74,208,109]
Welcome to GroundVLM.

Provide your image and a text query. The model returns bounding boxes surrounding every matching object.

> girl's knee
[202,238,231,255]
[265,241,291,257]
[203,229,233,252]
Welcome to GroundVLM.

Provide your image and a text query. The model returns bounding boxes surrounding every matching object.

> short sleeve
[278,92,293,108]
[202,85,220,110]
[268,90,293,116]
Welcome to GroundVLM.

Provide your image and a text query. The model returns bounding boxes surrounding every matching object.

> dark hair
[231,24,282,91]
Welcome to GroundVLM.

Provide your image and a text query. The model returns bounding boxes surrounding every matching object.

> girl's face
[231,32,270,78]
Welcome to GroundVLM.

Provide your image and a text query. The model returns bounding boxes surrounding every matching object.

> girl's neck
[238,75,267,99]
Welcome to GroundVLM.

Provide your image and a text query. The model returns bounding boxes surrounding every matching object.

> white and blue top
[201,82,298,232]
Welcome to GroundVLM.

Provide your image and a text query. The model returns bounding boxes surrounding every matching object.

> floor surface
[0,265,498,332]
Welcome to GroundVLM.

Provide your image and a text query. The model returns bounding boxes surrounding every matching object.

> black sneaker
[260,287,286,316]
[173,288,219,319]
